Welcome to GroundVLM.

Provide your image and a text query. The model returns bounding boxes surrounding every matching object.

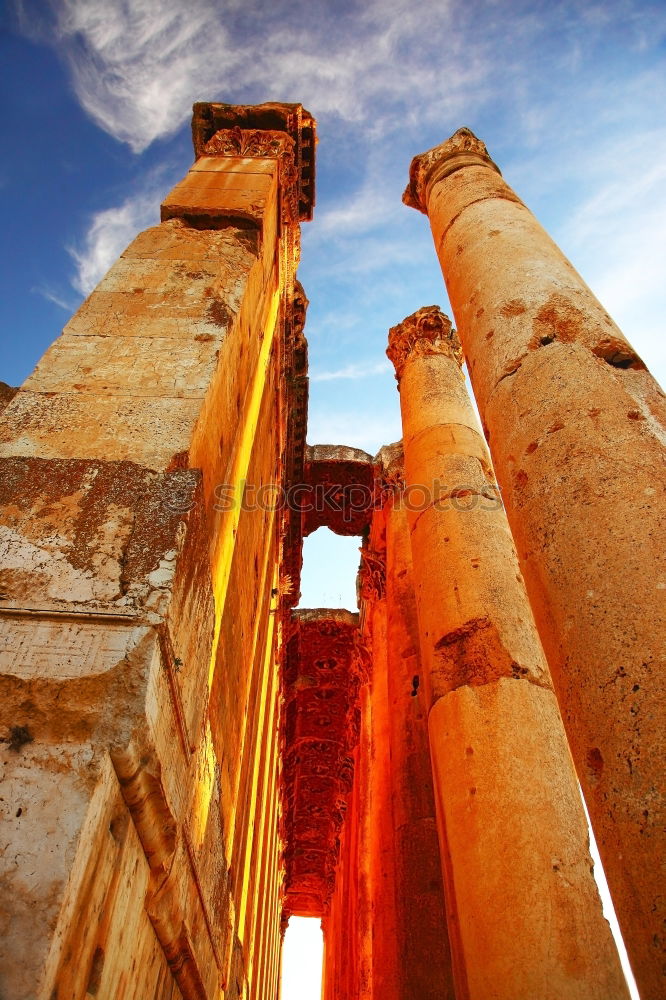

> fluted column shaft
[404,130,665,999]
[387,307,628,1000]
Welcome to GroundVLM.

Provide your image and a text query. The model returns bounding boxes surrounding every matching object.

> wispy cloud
[31,285,77,312]
[10,0,666,400]
[12,0,481,153]
[67,186,160,295]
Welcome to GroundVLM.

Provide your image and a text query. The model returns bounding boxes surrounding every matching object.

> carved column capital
[387,306,462,381]
[403,127,500,214]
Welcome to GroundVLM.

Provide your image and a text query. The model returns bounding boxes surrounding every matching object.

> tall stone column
[387,307,628,1000]
[381,470,456,1000]
[404,131,665,998]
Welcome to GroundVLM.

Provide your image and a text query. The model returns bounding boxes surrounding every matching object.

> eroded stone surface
[388,305,628,1000]
[282,608,365,917]
[0,101,316,1000]
[408,129,666,997]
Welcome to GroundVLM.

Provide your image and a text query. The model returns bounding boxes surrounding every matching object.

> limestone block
[0,391,202,469]
[121,218,260,263]
[191,154,277,176]
[0,616,149,680]
[25,335,223,398]
[161,170,276,228]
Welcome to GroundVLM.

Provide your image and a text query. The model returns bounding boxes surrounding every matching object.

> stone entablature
[191,102,316,221]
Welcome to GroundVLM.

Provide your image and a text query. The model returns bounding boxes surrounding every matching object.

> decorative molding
[203,125,293,159]
[372,441,405,509]
[192,102,316,221]
[278,280,309,612]
[387,305,463,382]
[403,127,500,213]
[110,741,177,874]
[357,547,386,605]
[281,609,366,917]
[203,126,300,225]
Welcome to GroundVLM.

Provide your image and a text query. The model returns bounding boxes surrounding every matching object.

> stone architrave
[404,129,665,999]
[387,306,628,1000]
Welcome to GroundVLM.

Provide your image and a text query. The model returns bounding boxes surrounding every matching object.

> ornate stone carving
[372,441,405,508]
[387,306,463,382]
[203,125,293,159]
[357,547,386,604]
[204,126,300,225]
[403,127,500,213]
[192,101,316,220]
[281,609,367,917]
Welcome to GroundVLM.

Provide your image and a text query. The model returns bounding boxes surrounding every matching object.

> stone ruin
[0,102,663,1000]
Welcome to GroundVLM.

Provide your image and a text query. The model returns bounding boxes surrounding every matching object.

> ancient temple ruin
[0,102,663,1000]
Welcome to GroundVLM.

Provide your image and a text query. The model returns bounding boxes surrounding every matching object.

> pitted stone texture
[0,382,17,415]
[414,132,665,997]
[391,304,628,999]
[429,681,628,1000]
[0,457,199,612]
[403,127,501,213]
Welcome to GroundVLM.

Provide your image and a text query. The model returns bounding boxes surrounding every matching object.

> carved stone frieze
[387,305,463,382]
[368,440,406,514]
[281,609,366,918]
[192,101,316,221]
[278,280,309,611]
[357,547,386,604]
[403,126,501,213]
[204,126,300,225]
[300,445,375,537]
[203,125,293,160]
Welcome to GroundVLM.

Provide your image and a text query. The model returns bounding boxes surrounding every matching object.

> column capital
[387,306,462,381]
[403,127,500,214]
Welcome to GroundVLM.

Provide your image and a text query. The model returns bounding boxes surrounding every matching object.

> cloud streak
[67,186,160,295]
[310,360,391,382]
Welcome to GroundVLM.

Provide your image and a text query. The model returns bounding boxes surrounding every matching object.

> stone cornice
[192,102,316,220]
[204,126,301,225]
[387,306,462,381]
[403,127,500,214]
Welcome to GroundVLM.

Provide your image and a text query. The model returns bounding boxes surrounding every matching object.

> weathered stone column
[379,452,456,1000]
[404,132,665,999]
[387,307,628,1000]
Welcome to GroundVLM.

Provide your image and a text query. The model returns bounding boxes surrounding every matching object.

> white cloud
[31,285,77,312]
[67,187,160,295]
[12,0,480,153]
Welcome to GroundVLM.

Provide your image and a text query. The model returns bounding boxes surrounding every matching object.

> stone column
[387,307,628,1000]
[381,468,456,1000]
[404,131,665,999]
